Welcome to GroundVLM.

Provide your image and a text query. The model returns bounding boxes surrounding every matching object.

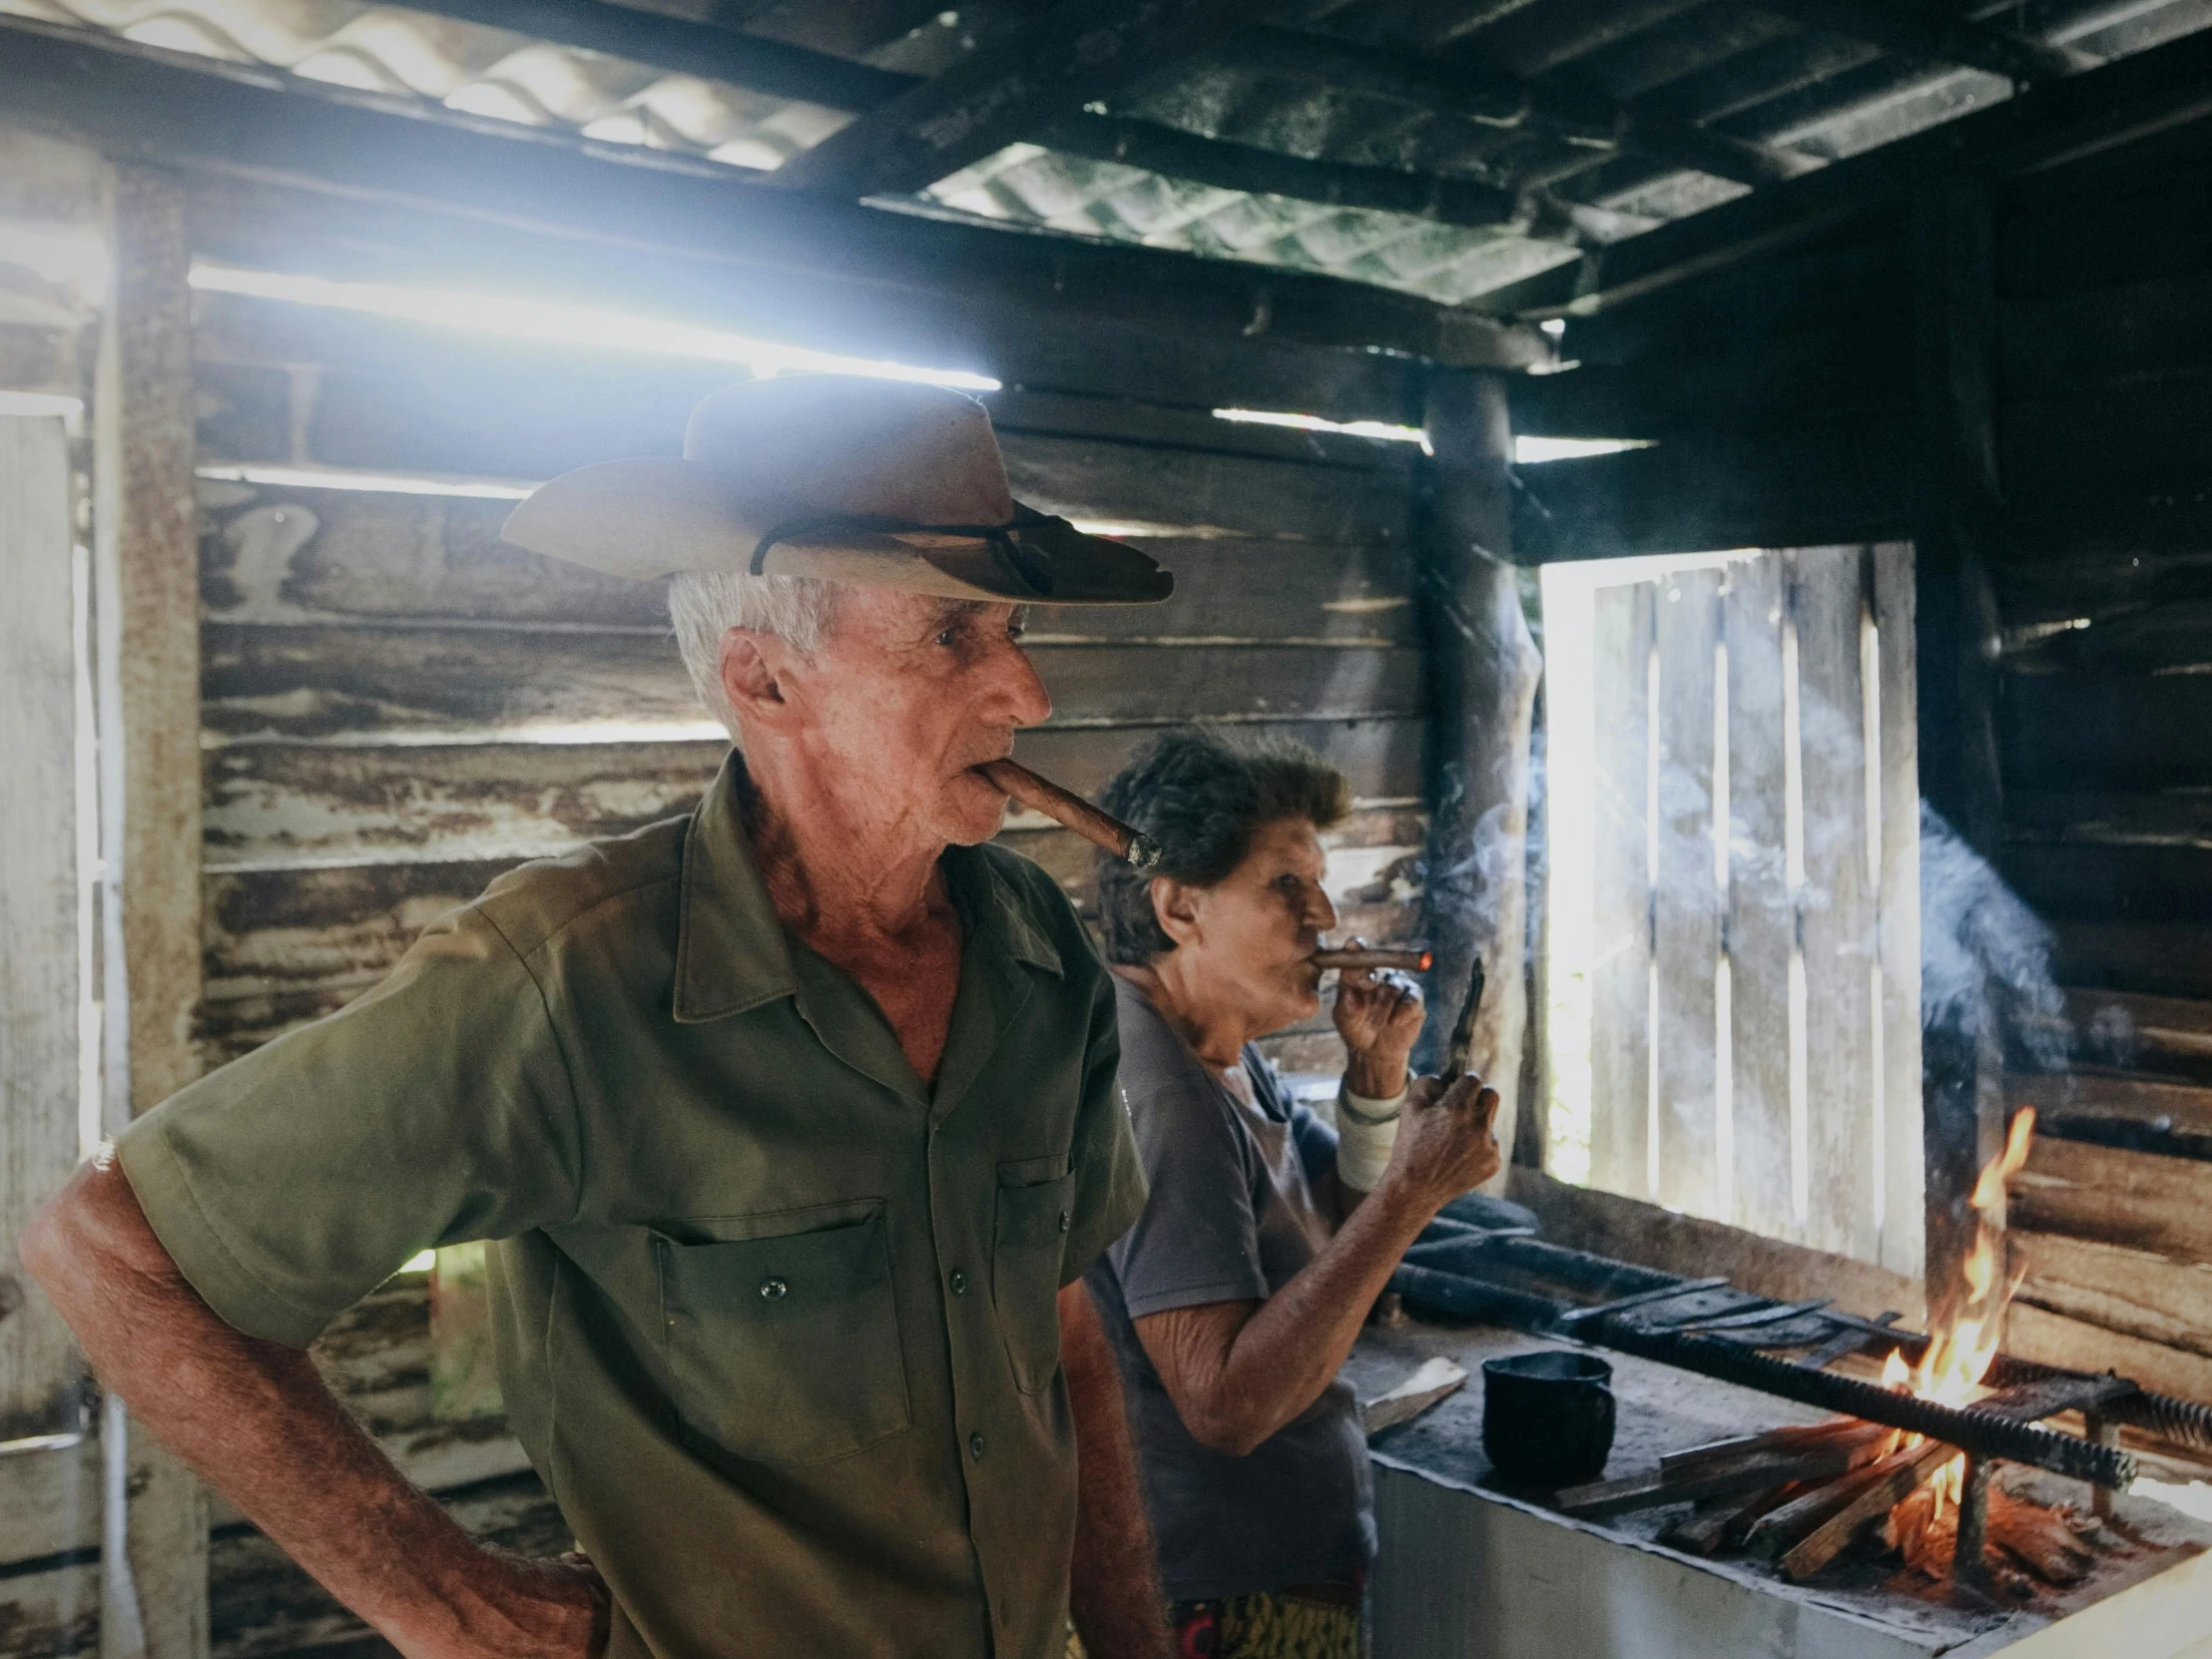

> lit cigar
[1311,946,1434,973]
[977,758,1162,868]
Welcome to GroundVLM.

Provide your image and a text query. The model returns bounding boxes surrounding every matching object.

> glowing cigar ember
[976,758,1161,868]
[1311,946,1434,972]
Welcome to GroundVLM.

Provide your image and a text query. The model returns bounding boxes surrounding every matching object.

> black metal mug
[1480,1350,1616,1487]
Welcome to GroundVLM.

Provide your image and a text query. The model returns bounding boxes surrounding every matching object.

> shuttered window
[1542,544,1923,1277]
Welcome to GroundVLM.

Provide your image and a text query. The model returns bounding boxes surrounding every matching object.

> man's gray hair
[668,570,838,739]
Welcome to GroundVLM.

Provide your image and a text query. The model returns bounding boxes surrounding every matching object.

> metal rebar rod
[1955,1457,1992,1591]
[1589,1323,2138,1489]
[2087,1414,2119,1519]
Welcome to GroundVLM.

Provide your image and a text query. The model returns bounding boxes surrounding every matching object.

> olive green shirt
[118,755,1148,1659]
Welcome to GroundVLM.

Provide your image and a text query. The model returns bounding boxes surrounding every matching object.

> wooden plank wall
[1516,101,2212,1410]
[1556,550,1921,1277]
[173,189,1430,1658]
[1978,112,2212,1405]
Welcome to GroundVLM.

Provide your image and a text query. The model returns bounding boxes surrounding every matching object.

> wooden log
[200,626,1424,744]
[1511,422,1910,566]
[1361,1357,1468,1435]
[202,728,1422,874]
[2007,1073,2212,1146]
[1413,370,1538,1187]
[1653,569,1722,1220]
[1555,1433,1879,1519]
[2012,1228,2212,1359]
[1775,1441,1953,1580]
[1587,582,1655,1199]
[2006,842,2212,927]
[0,414,84,1442]
[1661,1482,1804,1555]
[2009,1135,2212,1263]
[769,0,1282,198]
[183,176,1447,427]
[2050,920,2212,1001]
[1660,1418,1879,1475]
[195,479,1419,646]
[2003,675,2212,796]
[2003,1301,2212,1409]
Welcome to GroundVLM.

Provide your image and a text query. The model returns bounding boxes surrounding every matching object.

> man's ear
[1150,875,1204,950]
[719,628,805,734]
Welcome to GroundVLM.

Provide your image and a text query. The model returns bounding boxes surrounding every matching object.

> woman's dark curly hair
[1095,728,1351,965]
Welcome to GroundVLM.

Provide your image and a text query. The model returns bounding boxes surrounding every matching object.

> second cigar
[1311,946,1434,973]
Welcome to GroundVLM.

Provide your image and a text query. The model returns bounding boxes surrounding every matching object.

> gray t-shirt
[1086,976,1375,1603]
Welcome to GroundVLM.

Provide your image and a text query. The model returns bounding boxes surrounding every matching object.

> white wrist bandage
[1336,1083,1408,1192]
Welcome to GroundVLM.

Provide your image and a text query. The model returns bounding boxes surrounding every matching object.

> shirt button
[969,1432,986,1461]
[1059,1210,1071,1234]
[760,1278,789,1300]
[949,1269,969,1296]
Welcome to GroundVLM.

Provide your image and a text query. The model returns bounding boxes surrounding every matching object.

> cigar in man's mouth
[974,758,1162,869]
[1310,946,1434,973]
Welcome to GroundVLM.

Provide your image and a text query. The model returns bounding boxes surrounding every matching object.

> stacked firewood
[1551,1407,2117,1594]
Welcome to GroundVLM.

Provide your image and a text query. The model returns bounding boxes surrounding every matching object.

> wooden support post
[1912,173,2007,1332]
[92,161,208,1659]
[1954,1456,1992,1593]
[0,412,87,1444]
[1415,369,1542,1190]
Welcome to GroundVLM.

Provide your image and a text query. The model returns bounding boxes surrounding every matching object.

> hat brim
[500,457,1173,606]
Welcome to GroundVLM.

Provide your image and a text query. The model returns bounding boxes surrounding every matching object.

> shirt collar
[672,753,1062,1025]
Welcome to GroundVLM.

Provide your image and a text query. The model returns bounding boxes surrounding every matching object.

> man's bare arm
[21,1152,602,1659]
[1059,1280,1170,1659]
[1135,1075,1499,1457]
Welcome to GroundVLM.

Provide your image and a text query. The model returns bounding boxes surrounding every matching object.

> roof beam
[1753,0,2100,84]
[768,0,1285,198]
[0,17,1545,371]
[1240,27,1823,189]
[1479,21,2212,318]
[1048,113,1656,243]
[375,0,916,109]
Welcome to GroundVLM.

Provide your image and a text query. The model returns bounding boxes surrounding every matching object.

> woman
[1085,730,1503,1659]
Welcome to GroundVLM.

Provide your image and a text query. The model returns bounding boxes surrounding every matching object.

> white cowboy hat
[501,375,1175,606]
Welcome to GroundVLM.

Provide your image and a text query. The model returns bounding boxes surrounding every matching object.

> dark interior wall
[1504,108,2212,1407]
[176,175,1433,1659]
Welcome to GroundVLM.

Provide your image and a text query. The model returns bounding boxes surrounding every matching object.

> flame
[1885,1109,2036,1539]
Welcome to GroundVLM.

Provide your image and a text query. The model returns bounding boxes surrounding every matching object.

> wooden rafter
[1757,0,2100,85]
[0,17,1545,370]
[1239,27,1823,189]
[369,0,915,109]
[767,0,1287,198]
[1481,21,2212,318]
[1046,113,1652,243]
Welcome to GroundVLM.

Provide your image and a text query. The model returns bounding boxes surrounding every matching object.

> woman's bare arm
[1133,1076,1498,1456]
[22,1152,602,1659]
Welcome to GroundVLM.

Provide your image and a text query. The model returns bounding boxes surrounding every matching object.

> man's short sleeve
[1104,1007,1268,1320]
[116,906,585,1349]
[1060,968,1147,1284]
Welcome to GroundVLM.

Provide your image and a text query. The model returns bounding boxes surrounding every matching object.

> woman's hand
[1382,1073,1502,1209]
[1332,942,1422,1099]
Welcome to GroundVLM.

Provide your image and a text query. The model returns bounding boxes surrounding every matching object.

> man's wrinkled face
[781,587,1052,847]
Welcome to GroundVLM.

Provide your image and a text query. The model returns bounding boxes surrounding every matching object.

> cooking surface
[1349,1317,2212,1649]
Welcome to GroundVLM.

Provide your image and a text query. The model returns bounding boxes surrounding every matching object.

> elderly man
[24,377,1179,1659]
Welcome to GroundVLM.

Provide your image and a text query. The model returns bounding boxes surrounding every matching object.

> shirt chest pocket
[993,1156,1075,1395]
[654,1203,910,1465]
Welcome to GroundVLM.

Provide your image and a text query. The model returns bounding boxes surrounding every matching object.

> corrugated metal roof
[5,0,2209,304]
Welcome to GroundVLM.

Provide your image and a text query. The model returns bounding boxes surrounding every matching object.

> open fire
[1880,1106,2040,1532]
